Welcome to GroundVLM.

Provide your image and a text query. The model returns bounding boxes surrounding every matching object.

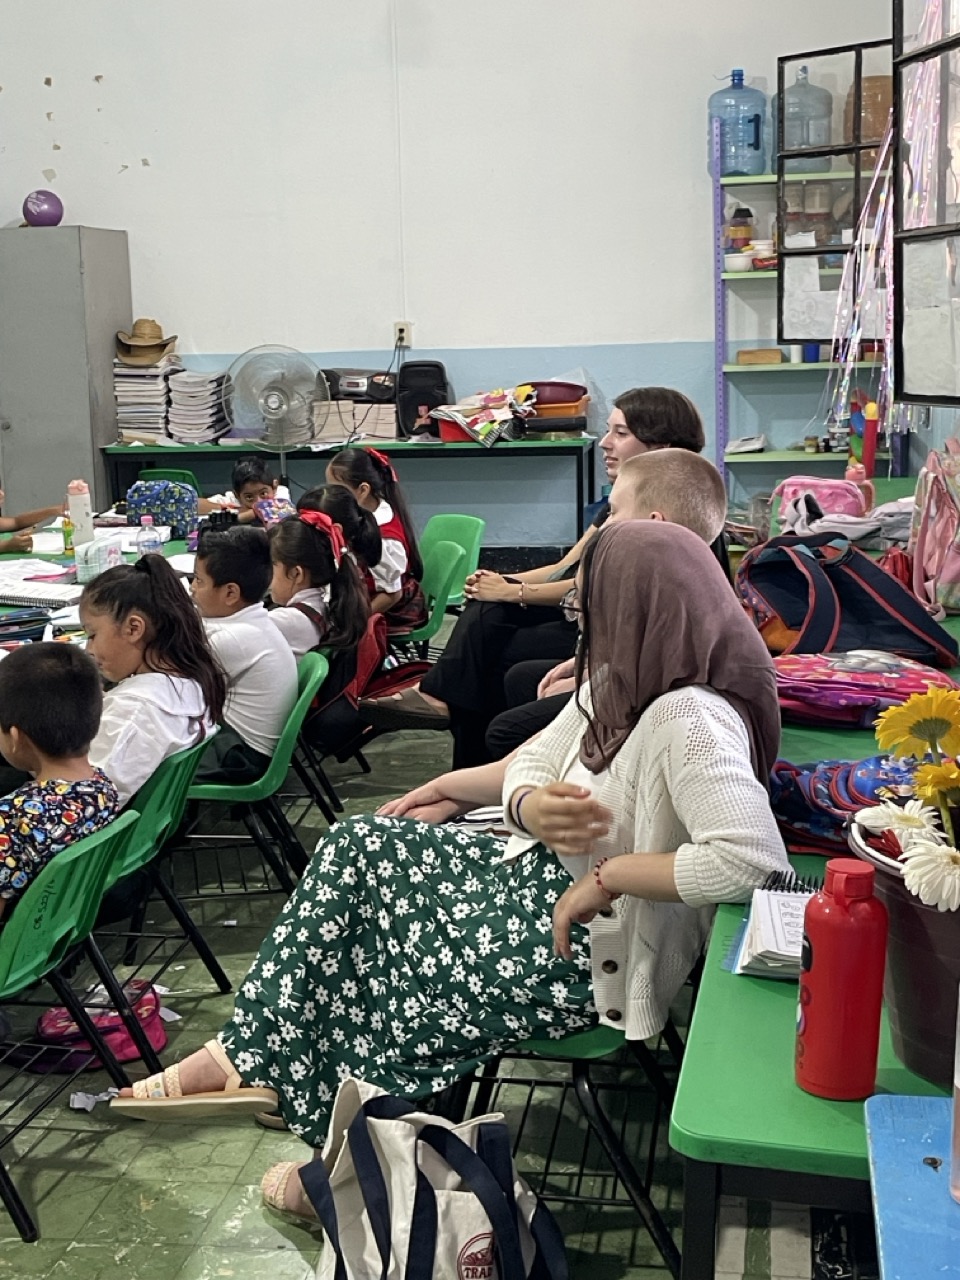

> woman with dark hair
[110,521,788,1228]
[364,386,708,768]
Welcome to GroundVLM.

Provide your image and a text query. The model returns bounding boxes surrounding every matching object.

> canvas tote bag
[303,1078,569,1280]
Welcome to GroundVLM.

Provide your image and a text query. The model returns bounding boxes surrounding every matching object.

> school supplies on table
[734,870,820,978]
[0,578,82,608]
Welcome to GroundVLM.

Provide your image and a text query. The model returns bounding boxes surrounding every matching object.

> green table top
[668,857,948,1180]
[102,438,594,456]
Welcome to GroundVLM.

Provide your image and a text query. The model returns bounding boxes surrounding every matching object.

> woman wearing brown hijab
[111,520,789,1230]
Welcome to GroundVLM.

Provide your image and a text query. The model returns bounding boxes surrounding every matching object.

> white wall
[3,0,889,358]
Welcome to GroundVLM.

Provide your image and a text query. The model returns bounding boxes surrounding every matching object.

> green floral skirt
[219,815,596,1147]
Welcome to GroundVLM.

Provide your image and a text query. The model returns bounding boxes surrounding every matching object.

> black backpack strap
[835,550,960,667]
[762,543,841,653]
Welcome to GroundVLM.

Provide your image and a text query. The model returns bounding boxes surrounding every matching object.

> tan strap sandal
[261,1161,320,1228]
[110,1038,278,1123]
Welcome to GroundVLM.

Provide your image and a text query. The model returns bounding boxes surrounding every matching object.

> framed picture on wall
[893,0,960,402]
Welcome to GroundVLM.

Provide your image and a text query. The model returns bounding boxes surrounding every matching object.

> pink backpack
[908,442,960,614]
[34,980,167,1072]
[775,650,959,727]
[772,476,868,518]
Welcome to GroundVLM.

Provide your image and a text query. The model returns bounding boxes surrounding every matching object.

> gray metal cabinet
[0,227,131,511]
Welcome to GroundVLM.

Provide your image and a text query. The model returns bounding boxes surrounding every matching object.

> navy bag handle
[298,1158,348,1280]
[476,1125,570,1280]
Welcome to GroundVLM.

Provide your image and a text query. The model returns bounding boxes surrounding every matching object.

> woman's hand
[553,872,613,959]
[463,570,515,604]
[518,783,611,857]
[3,529,33,554]
[377,781,467,824]
[537,657,576,699]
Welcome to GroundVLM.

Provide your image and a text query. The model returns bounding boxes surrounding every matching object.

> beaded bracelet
[594,858,620,902]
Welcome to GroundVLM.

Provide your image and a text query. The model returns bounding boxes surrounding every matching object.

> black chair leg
[628,1038,677,1108]
[0,1155,37,1243]
[470,1056,503,1118]
[572,1059,681,1278]
[150,872,233,995]
[259,797,309,878]
[661,1017,686,1068]
[291,756,337,827]
[83,938,163,1076]
[354,750,372,775]
[298,737,344,813]
[242,810,295,894]
[46,969,130,1091]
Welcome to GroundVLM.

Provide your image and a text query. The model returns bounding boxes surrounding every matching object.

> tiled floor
[1,714,825,1278]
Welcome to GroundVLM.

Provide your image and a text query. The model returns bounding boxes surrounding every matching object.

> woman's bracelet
[594,858,621,902]
[518,581,527,608]
[514,788,534,833]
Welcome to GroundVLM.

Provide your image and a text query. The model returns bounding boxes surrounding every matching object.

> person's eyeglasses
[561,587,582,624]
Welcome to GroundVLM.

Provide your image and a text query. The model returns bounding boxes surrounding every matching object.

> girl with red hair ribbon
[267,510,368,659]
[325,447,427,633]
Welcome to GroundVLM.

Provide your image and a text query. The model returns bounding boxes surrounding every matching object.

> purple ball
[22,189,64,227]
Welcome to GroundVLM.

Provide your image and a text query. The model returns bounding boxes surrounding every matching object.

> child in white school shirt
[190,526,298,783]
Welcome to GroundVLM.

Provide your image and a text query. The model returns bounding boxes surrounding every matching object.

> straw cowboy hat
[116,317,178,366]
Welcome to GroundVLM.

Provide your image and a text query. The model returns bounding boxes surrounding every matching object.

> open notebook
[733,871,821,979]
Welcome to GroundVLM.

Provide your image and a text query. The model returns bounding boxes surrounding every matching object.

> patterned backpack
[771,755,918,855]
[775,650,959,728]
[125,479,198,540]
[737,532,959,667]
[908,441,960,614]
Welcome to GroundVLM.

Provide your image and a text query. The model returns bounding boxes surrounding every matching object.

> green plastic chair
[419,514,485,607]
[188,652,330,889]
[99,737,232,999]
[0,810,140,1242]
[397,541,466,654]
[138,467,202,493]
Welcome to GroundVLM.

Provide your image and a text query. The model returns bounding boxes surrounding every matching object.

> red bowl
[525,380,588,405]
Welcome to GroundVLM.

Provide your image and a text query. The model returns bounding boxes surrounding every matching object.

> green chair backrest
[188,651,329,802]
[106,738,213,888]
[138,467,202,494]
[405,542,467,645]
[0,810,140,1001]
[419,514,485,606]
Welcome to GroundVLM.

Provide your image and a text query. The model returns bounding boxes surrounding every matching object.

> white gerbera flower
[900,841,960,912]
[855,799,947,848]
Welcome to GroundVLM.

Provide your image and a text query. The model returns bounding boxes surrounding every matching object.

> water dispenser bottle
[708,70,767,178]
[779,65,833,173]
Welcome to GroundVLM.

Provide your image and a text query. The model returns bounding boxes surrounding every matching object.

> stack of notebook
[167,370,230,443]
[114,355,183,443]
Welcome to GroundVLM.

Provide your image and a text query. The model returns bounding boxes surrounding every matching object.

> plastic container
[532,396,590,419]
[526,380,588,405]
[796,859,887,1101]
[780,66,833,172]
[952,993,960,1204]
[136,514,162,557]
[66,479,95,546]
[724,253,754,272]
[708,70,767,177]
[725,207,756,253]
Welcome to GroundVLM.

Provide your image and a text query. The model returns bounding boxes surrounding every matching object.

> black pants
[420,601,578,768]
[485,659,573,759]
[194,725,271,785]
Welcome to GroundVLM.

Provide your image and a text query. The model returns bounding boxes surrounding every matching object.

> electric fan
[222,345,331,478]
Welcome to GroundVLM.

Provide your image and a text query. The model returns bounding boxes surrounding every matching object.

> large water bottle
[708,70,767,177]
[779,66,833,173]
[136,513,162,558]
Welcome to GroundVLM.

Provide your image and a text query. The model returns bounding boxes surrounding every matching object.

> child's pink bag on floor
[34,979,167,1072]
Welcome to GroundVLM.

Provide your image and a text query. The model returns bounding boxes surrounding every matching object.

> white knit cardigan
[502,684,790,1040]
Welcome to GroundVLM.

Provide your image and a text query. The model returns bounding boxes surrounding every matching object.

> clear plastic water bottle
[136,514,162,558]
[708,70,767,178]
[780,66,833,173]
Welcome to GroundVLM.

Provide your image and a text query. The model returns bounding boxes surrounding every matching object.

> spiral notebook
[0,578,82,608]
[733,871,821,979]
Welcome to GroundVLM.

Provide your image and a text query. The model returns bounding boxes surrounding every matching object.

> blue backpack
[770,754,918,855]
[125,480,198,540]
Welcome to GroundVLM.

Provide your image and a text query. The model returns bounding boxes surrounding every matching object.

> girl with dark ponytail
[297,483,383,572]
[325,447,427,633]
[80,554,227,805]
[267,512,370,659]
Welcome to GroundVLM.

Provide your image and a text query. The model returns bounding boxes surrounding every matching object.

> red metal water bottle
[795,858,888,1100]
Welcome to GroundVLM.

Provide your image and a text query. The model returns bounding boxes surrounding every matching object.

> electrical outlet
[394,320,413,348]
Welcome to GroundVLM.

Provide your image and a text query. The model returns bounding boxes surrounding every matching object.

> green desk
[669,856,948,1280]
[102,437,598,538]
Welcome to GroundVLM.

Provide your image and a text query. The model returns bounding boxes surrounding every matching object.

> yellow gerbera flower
[915,759,960,803]
[875,688,960,758]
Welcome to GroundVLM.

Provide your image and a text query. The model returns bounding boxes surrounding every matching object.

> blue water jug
[775,65,833,173]
[708,69,767,177]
